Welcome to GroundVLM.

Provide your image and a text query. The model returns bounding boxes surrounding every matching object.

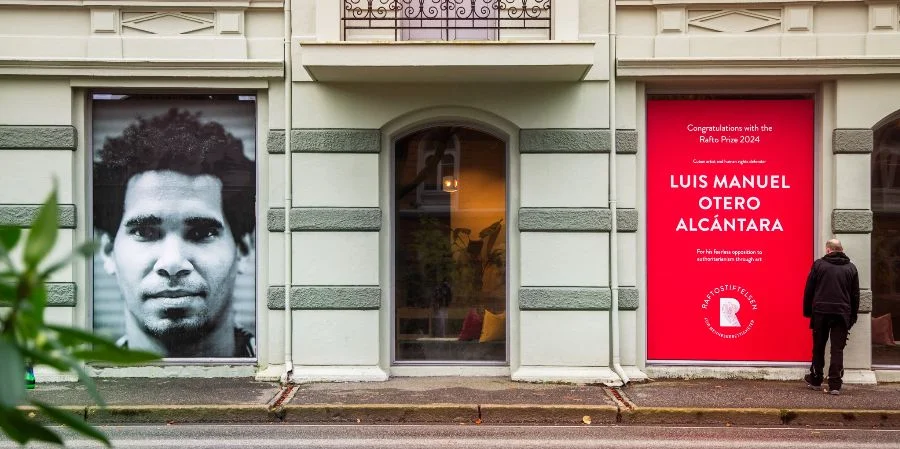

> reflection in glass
[872,119,900,366]
[394,126,506,362]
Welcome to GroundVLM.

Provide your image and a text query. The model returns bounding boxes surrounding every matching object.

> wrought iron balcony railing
[342,0,552,41]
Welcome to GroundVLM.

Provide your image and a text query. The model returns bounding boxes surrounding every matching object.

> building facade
[0,0,898,384]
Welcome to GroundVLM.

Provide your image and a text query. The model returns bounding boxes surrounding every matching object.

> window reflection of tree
[872,120,900,349]
[394,126,507,361]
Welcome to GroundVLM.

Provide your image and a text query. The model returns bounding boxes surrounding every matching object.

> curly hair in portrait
[93,108,255,252]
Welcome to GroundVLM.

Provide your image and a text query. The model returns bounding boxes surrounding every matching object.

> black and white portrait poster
[92,94,257,359]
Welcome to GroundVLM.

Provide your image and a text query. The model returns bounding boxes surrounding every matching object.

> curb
[276,404,620,425]
[19,404,900,428]
[480,405,619,425]
[20,405,277,425]
[621,407,783,426]
[620,407,900,428]
[86,405,276,424]
[780,409,900,427]
[279,405,478,424]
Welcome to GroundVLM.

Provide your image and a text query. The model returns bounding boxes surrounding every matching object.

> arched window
[393,126,507,363]
[872,117,900,366]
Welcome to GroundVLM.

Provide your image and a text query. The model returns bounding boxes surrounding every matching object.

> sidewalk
[23,377,900,428]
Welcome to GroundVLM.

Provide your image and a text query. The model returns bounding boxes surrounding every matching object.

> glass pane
[394,126,507,362]
[400,0,499,41]
[872,119,900,366]
[91,94,257,360]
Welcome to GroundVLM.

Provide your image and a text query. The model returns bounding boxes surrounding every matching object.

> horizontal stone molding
[520,129,637,154]
[0,58,283,78]
[47,282,76,307]
[519,287,639,311]
[833,129,873,154]
[618,56,900,78]
[832,209,872,234]
[0,1,282,8]
[266,129,286,154]
[616,130,638,154]
[618,287,639,311]
[616,209,639,232]
[860,289,872,314]
[520,287,611,310]
[519,208,637,232]
[0,204,76,228]
[0,126,76,150]
[267,129,380,154]
[267,207,381,232]
[267,286,381,310]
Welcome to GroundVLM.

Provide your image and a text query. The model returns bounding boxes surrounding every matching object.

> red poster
[647,99,814,362]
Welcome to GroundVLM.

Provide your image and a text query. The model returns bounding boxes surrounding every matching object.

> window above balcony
[297,0,595,83]
[342,0,553,42]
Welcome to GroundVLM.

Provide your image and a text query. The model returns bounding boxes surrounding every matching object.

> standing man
[94,108,256,358]
[803,238,860,395]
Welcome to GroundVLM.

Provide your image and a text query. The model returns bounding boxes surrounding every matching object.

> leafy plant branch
[0,188,159,447]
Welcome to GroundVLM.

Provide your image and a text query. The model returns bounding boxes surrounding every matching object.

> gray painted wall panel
[832,209,873,233]
[832,129,873,154]
[267,286,381,309]
[0,126,76,150]
[267,129,380,153]
[267,207,382,231]
[0,204,76,228]
[519,287,640,310]
[519,208,637,232]
[46,282,76,307]
[520,129,638,153]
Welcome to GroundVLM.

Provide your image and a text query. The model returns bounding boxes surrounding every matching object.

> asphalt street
[3,424,899,449]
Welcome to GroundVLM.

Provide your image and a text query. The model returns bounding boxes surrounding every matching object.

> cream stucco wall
[0,0,897,383]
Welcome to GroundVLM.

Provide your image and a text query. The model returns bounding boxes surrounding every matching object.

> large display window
[872,117,900,366]
[647,98,814,363]
[393,126,507,363]
[91,94,257,360]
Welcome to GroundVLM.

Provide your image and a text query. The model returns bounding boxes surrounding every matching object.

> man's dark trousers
[810,313,849,390]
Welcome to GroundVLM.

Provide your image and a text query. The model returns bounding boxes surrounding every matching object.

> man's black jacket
[802,251,860,328]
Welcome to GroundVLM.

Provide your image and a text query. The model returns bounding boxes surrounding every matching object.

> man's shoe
[804,374,822,389]
[827,389,841,395]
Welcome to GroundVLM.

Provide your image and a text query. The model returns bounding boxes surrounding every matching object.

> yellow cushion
[479,310,506,343]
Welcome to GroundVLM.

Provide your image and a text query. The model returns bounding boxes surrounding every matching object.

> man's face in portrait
[100,170,246,342]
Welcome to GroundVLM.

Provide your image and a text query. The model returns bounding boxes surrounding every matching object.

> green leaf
[0,282,14,302]
[46,324,122,349]
[76,240,100,256]
[14,308,40,342]
[31,400,111,447]
[40,240,99,279]
[48,343,106,407]
[24,190,59,269]
[18,345,74,374]
[0,341,25,408]
[0,407,29,444]
[26,282,47,323]
[0,407,63,446]
[46,325,159,362]
[0,226,20,251]
[72,348,160,365]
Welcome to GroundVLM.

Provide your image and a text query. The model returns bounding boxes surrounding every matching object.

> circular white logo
[701,283,758,339]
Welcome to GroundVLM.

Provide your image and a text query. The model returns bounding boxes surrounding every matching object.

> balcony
[296,0,596,83]
[342,0,552,42]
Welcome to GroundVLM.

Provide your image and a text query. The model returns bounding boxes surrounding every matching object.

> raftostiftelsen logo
[701,283,758,339]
